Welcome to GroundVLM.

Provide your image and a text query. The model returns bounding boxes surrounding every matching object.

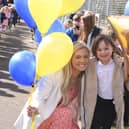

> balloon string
[28,85,35,129]
[28,75,40,129]
[31,112,35,129]
[36,74,41,81]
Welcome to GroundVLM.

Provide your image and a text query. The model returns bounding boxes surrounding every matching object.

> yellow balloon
[36,32,73,76]
[60,0,85,16]
[107,16,129,48]
[28,0,61,36]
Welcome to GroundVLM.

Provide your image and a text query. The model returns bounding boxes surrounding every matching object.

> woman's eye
[75,56,81,59]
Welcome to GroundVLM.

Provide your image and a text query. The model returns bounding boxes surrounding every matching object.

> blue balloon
[46,19,65,35]
[34,19,65,46]
[124,1,129,15]
[34,28,42,45]
[9,51,36,86]
[14,0,36,28]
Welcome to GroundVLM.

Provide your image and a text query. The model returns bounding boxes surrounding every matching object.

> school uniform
[81,54,125,129]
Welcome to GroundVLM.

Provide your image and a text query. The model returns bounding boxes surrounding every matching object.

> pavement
[0,22,37,129]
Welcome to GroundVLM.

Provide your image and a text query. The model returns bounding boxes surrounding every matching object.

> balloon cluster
[9,0,85,86]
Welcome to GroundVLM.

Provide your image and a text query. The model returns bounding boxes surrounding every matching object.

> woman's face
[71,48,89,75]
[96,40,113,64]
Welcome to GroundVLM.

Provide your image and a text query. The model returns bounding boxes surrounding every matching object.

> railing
[82,0,128,26]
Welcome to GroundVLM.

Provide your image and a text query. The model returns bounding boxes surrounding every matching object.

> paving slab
[0,22,37,129]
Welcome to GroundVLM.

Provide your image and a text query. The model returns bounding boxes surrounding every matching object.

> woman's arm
[26,74,55,117]
[27,70,63,117]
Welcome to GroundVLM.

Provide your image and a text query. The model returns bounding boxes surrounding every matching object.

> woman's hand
[27,105,39,117]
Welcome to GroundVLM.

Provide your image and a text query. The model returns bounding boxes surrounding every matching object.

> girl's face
[71,48,89,76]
[96,40,113,64]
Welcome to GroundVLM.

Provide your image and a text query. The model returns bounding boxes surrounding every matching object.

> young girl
[14,42,90,129]
[81,34,126,129]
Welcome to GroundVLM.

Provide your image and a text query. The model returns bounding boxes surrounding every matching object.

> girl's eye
[97,47,109,51]
[105,47,109,50]
[97,49,101,52]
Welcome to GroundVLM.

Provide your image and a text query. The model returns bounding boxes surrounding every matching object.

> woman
[14,42,90,129]
[79,11,101,49]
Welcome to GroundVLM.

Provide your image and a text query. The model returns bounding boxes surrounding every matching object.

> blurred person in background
[66,11,84,42]
[79,11,102,49]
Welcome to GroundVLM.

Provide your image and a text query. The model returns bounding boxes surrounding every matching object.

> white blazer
[14,70,63,129]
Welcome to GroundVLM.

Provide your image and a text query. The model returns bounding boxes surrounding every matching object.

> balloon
[36,32,73,76]
[34,28,42,45]
[107,16,129,48]
[46,19,65,35]
[60,0,85,16]
[28,0,61,36]
[9,51,36,86]
[14,0,36,28]
[34,19,65,46]
[124,1,129,15]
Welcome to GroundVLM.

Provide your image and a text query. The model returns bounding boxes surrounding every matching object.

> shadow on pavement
[0,22,36,97]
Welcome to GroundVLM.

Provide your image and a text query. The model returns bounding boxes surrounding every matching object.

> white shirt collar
[98,59,114,66]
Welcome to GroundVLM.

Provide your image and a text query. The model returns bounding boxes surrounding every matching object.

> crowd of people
[0,3,19,32]
[12,9,129,129]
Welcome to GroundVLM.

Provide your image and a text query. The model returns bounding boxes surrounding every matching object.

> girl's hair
[79,12,96,43]
[92,34,117,58]
[61,42,89,105]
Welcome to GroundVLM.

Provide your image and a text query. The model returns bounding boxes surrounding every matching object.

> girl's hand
[27,105,39,117]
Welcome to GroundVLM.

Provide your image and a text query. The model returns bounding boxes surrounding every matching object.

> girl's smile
[96,41,113,64]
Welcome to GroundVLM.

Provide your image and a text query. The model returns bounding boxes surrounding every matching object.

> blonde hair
[61,42,89,105]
